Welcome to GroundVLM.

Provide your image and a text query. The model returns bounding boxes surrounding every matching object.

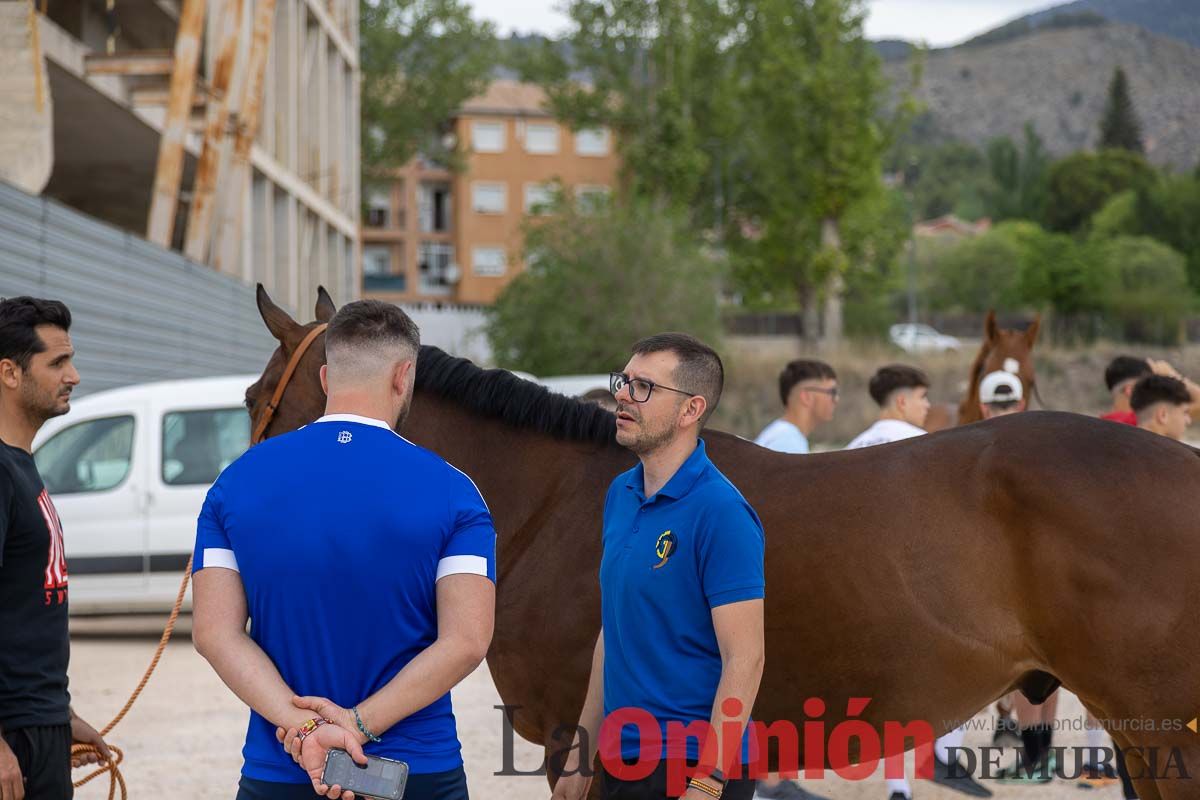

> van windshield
[34,416,135,494]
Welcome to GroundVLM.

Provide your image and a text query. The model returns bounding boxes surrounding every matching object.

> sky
[468,0,1066,48]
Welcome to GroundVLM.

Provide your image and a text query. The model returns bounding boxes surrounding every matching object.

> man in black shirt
[0,297,110,799]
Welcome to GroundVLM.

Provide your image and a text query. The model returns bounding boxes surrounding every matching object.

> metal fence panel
[0,180,277,395]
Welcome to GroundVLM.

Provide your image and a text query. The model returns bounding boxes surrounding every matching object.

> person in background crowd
[1132,375,1192,441]
[752,360,836,800]
[754,360,838,455]
[845,365,991,800]
[1102,356,1200,426]
[845,365,931,450]
[977,371,1025,419]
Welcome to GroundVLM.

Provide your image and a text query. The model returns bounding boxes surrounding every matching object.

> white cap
[980,370,1023,404]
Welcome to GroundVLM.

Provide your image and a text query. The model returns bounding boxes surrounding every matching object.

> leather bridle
[250,323,327,445]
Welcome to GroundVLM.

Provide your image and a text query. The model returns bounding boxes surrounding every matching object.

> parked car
[33,369,614,614]
[889,323,961,354]
[32,375,257,614]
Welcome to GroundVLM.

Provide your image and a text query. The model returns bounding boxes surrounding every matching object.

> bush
[1043,149,1156,233]
[487,198,723,375]
[1090,236,1192,344]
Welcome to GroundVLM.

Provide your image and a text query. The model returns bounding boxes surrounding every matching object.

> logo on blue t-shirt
[653,530,677,569]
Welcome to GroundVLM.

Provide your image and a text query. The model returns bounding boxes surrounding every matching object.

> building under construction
[1,0,360,317]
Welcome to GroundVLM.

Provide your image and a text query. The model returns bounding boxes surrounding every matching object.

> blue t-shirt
[600,439,765,761]
[193,414,495,782]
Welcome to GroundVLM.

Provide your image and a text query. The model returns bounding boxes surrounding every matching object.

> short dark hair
[631,332,724,426]
[1105,356,1151,391]
[1131,374,1190,416]
[326,299,420,356]
[0,296,72,371]
[868,364,930,407]
[779,359,837,406]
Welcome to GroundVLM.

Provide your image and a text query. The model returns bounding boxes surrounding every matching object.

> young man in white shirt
[845,365,931,450]
[845,364,991,800]
[754,360,838,454]
[753,360,836,800]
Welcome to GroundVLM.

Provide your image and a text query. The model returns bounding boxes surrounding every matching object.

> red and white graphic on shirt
[37,489,69,590]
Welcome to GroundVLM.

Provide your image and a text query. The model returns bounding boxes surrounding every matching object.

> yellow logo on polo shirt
[653,530,677,569]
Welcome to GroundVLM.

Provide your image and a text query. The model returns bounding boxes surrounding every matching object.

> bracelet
[688,778,723,798]
[353,706,382,743]
[296,717,329,744]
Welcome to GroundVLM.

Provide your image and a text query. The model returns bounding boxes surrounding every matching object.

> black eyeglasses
[610,372,697,403]
[800,385,839,399]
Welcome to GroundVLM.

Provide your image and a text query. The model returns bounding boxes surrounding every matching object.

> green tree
[519,0,736,218]
[1042,149,1155,233]
[486,198,722,375]
[1098,66,1144,154]
[730,0,895,344]
[984,123,1050,222]
[925,226,1025,313]
[1131,175,1200,291]
[908,142,990,220]
[1090,236,1192,343]
[360,0,497,170]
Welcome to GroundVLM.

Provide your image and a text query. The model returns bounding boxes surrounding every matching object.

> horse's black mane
[415,346,617,445]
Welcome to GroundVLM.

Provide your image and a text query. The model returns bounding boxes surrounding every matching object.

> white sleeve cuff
[436,555,489,581]
[201,547,240,572]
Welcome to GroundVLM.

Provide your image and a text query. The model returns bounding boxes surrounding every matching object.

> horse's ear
[315,286,337,323]
[984,309,998,343]
[1025,314,1041,348]
[256,283,298,343]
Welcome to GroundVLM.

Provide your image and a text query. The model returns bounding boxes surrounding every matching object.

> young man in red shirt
[1102,356,1200,425]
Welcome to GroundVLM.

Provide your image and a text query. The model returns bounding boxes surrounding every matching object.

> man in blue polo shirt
[553,333,765,800]
[192,300,496,800]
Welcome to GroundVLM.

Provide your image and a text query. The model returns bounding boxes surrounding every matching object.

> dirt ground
[68,619,1126,800]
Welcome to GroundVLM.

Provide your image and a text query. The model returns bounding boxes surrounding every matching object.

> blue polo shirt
[192,414,495,782]
[600,438,765,761]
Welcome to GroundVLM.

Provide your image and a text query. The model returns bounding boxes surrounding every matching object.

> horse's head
[244,285,334,442]
[959,310,1041,422]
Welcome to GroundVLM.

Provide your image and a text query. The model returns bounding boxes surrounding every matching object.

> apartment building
[361,80,619,306]
[3,0,360,315]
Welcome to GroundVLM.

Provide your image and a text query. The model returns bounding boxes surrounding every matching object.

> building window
[363,245,405,291]
[363,245,392,276]
[471,121,506,153]
[472,182,507,214]
[419,242,456,294]
[473,247,507,277]
[364,184,391,227]
[575,185,611,213]
[524,183,556,215]
[524,123,559,154]
[575,127,610,157]
[418,182,452,232]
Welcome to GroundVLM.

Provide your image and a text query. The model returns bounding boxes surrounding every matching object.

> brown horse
[247,286,1199,800]
[924,310,1041,432]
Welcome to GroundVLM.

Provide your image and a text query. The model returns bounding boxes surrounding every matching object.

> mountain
[1028,0,1200,50]
[883,20,1200,171]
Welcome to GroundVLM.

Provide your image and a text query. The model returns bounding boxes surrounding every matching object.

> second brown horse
[247,287,1199,800]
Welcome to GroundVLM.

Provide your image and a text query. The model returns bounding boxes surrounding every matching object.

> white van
[32,375,257,614]
[30,371,611,615]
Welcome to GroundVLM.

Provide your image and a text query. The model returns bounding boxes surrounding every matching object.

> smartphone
[321,748,409,800]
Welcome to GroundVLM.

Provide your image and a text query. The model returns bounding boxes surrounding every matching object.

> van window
[34,416,136,494]
[162,408,250,486]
